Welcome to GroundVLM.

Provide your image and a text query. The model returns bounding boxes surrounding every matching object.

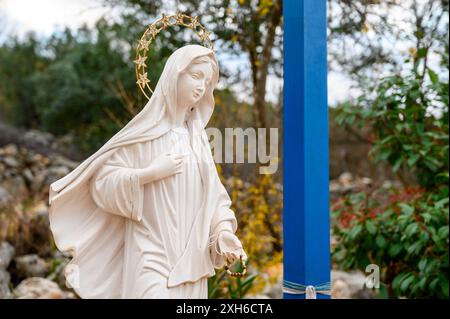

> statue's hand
[138,151,185,184]
[217,231,248,265]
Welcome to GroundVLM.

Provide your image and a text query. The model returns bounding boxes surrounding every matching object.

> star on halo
[175,12,184,24]
[199,29,211,42]
[133,54,147,68]
[136,72,150,87]
[138,38,151,51]
[148,24,158,39]
[161,14,171,27]
[189,16,199,29]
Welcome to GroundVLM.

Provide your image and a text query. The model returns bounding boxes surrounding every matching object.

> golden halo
[134,12,214,100]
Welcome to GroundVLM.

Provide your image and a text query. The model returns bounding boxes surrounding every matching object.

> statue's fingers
[172,160,183,168]
[172,153,188,159]
[240,251,248,263]
[225,252,235,263]
[171,156,183,162]
[228,252,238,262]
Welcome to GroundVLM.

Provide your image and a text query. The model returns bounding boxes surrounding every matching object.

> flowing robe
[89,123,235,298]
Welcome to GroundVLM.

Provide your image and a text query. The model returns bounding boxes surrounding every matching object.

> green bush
[332,187,449,298]
[331,50,449,298]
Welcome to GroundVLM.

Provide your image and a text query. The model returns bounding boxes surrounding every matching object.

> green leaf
[365,220,377,235]
[399,203,415,215]
[377,284,389,299]
[418,277,427,289]
[441,279,449,297]
[348,224,363,240]
[376,234,387,248]
[347,114,356,124]
[419,231,429,243]
[392,272,408,291]
[438,226,449,240]
[424,158,439,172]
[335,112,347,126]
[407,241,423,255]
[428,69,439,85]
[400,274,416,292]
[435,197,449,209]
[380,135,396,144]
[418,259,427,272]
[429,278,440,291]
[407,154,421,167]
[421,213,432,223]
[379,148,392,161]
[405,222,419,238]
[388,243,403,257]
[392,156,403,172]
[417,47,427,58]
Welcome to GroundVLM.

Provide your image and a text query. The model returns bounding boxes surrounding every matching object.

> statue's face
[177,61,213,109]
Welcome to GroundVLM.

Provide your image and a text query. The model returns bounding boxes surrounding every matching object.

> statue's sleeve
[209,220,237,268]
[208,172,239,268]
[89,144,144,222]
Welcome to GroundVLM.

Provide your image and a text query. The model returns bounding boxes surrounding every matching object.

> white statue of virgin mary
[48,44,247,299]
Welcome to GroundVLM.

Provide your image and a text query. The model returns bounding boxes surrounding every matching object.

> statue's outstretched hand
[138,151,185,185]
[217,231,248,264]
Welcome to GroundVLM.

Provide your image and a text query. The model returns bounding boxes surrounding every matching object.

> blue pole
[283,0,330,299]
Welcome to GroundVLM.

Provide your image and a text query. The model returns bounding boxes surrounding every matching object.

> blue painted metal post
[283,0,330,299]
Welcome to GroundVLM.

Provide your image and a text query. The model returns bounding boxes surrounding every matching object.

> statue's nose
[195,87,205,96]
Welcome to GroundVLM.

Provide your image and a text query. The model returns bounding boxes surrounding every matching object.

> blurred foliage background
[0,0,448,299]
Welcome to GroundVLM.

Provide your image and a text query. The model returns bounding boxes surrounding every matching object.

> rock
[50,155,78,170]
[23,130,54,148]
[0,241,14,299]
[31,172,46,193]
[29,153,50,166]
[244,294,271,299]
[30,201,48,217]
[361,177,372,186]
[13,277,75,299]
[263,276,282,299]
[45,251,71,289]
[0,241,15,270]
[332,279,351,299]
[22,168,34,183]
[2,156,20,168]
[331,270,376,299]
[46,166,70,184]
[382,180,394,189]
[2,144,19,156]
[338,172,353,186]
[0,269,12,299]
[329,180,342,194]
[14,254,49,278]
[0,186,13,210]
[54,260,70,289]
[48,166,70,178]
[0,176,27,198]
